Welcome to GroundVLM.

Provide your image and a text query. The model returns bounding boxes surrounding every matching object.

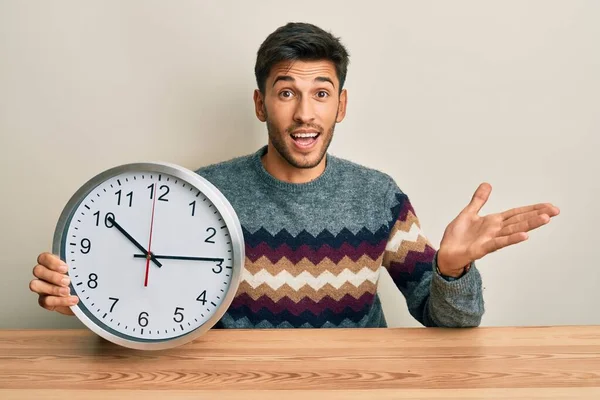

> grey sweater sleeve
[381,179,485,327]
[415,254,484,327]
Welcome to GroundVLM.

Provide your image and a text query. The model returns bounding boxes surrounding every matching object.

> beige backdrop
[1,0,598,329]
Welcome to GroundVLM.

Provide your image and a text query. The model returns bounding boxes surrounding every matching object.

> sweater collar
[251,145,336,193]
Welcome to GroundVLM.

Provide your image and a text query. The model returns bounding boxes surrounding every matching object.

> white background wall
[1,0,598,329]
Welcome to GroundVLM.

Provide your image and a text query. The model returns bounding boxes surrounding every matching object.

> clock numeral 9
[93,211,115,228]
[115,190,133,207]
[148,184,170,202]
[87,273,98,289]
[80,238,91,254]
[173,307,184,323]
[196,290,207,305]
[138,312,149,327]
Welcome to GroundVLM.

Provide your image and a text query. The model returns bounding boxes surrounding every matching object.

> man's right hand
[29,252,78,316]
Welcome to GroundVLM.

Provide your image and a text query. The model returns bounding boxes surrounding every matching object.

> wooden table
[1,326,600,399]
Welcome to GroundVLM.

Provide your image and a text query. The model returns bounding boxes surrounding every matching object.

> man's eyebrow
[271,75,336,88]
[315,76,335,88]
[272,75,294,87]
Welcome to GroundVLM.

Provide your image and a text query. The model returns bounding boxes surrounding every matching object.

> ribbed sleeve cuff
[431,252,482,296]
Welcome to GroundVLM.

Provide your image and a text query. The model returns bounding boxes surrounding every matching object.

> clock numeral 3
[87,273,98,289]
[205,227,216,244]
[80,238,91,254]
[138,312,149,327]
[173,307,185,323]
[93,211,115,228]
[212,260,223,274]
[196,290,207,305]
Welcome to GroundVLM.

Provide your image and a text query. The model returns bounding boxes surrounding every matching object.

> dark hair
[254,22,350,94]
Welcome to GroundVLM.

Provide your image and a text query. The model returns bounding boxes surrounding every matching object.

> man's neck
[261,143,327,184]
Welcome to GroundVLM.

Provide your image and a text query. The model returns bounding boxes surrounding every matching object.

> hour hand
[107,216,162,267]
[133,254,224,263]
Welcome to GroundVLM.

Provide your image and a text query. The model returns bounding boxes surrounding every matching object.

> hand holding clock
[28,164,242,350]
[29,252,78,316]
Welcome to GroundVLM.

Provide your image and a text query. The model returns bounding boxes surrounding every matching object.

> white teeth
[292,133,318,138]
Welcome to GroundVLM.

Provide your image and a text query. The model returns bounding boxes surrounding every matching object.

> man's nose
[293,97,315,124]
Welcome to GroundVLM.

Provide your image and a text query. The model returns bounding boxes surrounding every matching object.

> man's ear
[254,89,267,122]
[336,89,347,123]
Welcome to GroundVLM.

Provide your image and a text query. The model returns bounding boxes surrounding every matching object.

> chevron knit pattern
[217,193,434,329]
[197,146,484,329]
[384,193,437,289]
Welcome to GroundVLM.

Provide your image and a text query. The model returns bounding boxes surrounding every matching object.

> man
[29,22,559,328]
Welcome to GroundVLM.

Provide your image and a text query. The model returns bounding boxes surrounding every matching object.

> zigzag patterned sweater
[197,146,484,328]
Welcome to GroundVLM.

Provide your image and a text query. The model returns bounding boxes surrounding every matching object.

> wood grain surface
[1,326,599,399]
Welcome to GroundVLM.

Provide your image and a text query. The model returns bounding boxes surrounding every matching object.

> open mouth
[290,132,320,148]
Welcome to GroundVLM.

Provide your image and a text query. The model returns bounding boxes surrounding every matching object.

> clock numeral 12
[148,184,170,201]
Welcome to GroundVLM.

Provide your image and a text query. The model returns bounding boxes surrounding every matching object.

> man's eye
[280,90,293,98]
[316,91,329,98]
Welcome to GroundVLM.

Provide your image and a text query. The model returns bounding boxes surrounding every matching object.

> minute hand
[107,217,162,267]
[133,254,224,262]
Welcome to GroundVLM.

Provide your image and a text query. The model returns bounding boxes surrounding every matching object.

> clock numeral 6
[138,312,149,327]
[93,211,115,228]
[173,307,185,323]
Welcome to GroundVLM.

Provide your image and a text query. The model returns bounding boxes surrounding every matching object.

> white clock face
[60,169,236,344]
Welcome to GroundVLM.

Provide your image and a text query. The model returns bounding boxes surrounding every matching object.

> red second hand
[144,183,158,287]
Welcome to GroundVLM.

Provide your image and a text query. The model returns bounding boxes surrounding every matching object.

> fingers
[482,232,529,254]
[499,213,551,237]
[501,203,560,221]
[33,253,70,286]
[32,252,78,316]
[29,279,71,297]
[32,263,70,287]
[38,295,78,313]
[37,252,68,273]
[504,206,558,226]
[463,183,492,215]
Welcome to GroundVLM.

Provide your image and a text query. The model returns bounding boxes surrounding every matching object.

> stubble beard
[265,108,336,169]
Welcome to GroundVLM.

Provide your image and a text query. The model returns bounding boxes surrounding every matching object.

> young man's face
[254,60,347,169]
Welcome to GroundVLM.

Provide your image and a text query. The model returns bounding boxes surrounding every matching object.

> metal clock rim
[52,161,245,351]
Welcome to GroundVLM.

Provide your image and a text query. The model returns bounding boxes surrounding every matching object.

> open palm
[437,183,560,276]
